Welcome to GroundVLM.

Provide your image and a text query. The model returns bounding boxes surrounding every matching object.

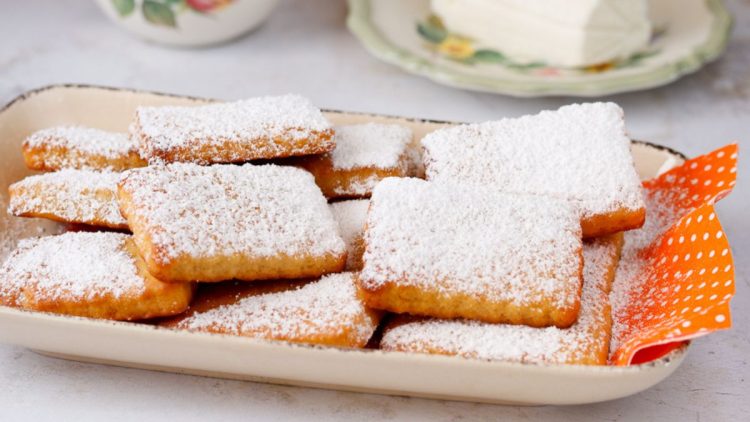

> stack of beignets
[2,99,645,363]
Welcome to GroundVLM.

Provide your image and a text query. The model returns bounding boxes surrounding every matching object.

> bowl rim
[1,83,689,161]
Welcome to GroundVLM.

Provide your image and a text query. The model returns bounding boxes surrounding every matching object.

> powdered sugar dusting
[176,272,375,345]
[8,169,127,227]
[134,95,332,164]
[24,126,137,161]
[330,199,369,269]
[0,232,144,305]
[359,178,582,307]
[332,174,382,196]
[119,163,345,262]
[421,103,644,218]
[381,237,620,364]
[610,187,683,354]
[330,124,413,170]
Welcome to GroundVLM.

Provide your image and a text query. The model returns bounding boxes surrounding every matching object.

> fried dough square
[22,126,146,171]
[421,103,646,238]
[8,169,128,230]
[380,234,624,365]
[160,272,380,348]
[294,123,415,198]
[0,232,193,320]
[132,95,335,165]
[329,199,370,271]
[357,178,583,328]
[117,163,347,282]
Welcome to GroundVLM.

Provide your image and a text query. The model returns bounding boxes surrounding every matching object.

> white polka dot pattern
[610,144,737,365]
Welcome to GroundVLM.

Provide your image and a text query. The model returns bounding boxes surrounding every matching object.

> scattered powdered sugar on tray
[8,169,126,227]
[330,123,413,170]
[330,199,369,268]
[421,103,644,218]
[0,189,65,263]
[0,232,143,304]
[133,95,332,162]
[381,237,620,364]
[609,187,684,354]
[24,126,137,158]
[177,272,374,344]
[359,178,582,307]
[119,163,345,262]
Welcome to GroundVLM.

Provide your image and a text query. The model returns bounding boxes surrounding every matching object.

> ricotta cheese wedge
[431,0,651,67]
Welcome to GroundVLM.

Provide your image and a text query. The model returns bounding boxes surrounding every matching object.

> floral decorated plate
[346,0,731,97]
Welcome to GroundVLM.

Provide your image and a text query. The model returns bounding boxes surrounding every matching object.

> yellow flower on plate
[438,36,475,60]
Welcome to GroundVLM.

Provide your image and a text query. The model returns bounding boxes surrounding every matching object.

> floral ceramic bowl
[347,0,732,97]
[96,0,279,47]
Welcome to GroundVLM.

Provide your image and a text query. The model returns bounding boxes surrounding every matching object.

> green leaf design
[473,49,506,63]
[111,0,135,17]
[143,0,177,27]
[507,61,546,70]
[616,50,659,69]
[417,21,447,44]
[631,50,659,62]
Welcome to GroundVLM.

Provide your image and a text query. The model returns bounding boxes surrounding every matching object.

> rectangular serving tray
[0,85,688,405]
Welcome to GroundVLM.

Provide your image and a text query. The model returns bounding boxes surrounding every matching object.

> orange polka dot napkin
[610,144,738,365]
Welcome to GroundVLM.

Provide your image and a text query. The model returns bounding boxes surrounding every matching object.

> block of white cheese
[431,0,651,67]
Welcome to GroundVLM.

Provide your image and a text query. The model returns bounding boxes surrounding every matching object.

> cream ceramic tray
[0,85,688,405]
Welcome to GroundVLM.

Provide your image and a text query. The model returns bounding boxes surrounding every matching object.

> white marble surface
[1,1,748,420]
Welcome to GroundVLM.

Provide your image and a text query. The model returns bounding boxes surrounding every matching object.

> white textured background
[1,0,748,420]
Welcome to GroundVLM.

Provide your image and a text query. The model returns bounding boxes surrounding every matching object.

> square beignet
[357,178,583,328]
[421,103,645,238]
[160,272,380,348]
[0,232,193,320]
[329,199,370,271]
[380,234,623,365]
[117,163,347,282]
[132,95,335,165]
[294,123,415,198]
[8,169,128,230]
[22,126,146,171]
